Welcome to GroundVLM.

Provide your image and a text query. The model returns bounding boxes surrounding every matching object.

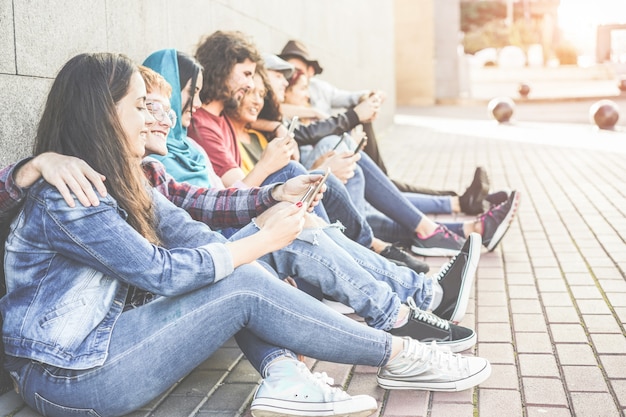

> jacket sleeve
[41,186,235,296]
[319,79,368,110]
[143,160,278,229]
[0,159,31,216]
[293,108,360,146]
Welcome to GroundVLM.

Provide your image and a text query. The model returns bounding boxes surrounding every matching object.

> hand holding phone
[299,168,331,208]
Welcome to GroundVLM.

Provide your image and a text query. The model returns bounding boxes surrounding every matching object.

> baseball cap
[262,53,295,79]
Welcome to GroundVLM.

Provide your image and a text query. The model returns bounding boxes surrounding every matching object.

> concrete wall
[0,0,395,166]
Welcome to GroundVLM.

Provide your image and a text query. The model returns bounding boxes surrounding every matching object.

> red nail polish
[296,201,303,208]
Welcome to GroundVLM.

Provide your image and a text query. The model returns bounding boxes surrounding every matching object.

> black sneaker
[459,167,490,215]
[390,297,476,353]
[432,233,481,323]
[380,244,430,274]
[479,190,521,252]
[486,191,509,207]
[411,225,465,257]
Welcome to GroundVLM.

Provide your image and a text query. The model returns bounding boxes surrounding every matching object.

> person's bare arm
[280,103,329,121]
[15,153,107,207]
[225,202,305,265]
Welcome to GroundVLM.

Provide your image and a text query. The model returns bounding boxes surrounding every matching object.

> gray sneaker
[251,359,377,417]
[411,225,465,257]
[377,338,491,392]
[479,190,521,252]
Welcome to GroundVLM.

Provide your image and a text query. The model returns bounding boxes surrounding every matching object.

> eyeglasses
[145,101,177,127]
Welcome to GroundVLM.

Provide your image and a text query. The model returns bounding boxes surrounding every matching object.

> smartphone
[299,168,331,207]
[286,116,299,137]
[353,136,367,154]
[332,133,347,151]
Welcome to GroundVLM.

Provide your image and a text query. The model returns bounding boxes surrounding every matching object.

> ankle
[393,305,410,329]
[370,238,388,253]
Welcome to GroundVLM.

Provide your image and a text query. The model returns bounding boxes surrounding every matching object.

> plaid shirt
[1,158,279,231]
[0,160,28,215]
[141,158,278,230]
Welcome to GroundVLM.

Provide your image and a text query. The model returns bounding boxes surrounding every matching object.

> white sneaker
[377,338,491,392]
[251,359,377,417]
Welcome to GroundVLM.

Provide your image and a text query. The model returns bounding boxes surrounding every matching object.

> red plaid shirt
[141,159,278,229]
[0,160,26,215]
[0,158,279,230]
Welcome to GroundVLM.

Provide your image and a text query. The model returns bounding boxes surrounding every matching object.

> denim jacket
[0,179,256,370]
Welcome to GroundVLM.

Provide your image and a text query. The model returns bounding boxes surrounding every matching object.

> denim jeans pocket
[35,392,102,417]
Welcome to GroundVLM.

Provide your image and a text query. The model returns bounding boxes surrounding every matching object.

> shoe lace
[406,297,450,330]
[476,193,514,225]
[426,341,468,373]
[437,225,461,242]
[296,362,351,401]
[432,255,457,283]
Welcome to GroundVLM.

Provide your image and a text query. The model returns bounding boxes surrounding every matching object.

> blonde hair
[138,65,172,97]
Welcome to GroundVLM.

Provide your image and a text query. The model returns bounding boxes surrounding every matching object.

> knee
[284,161,308,176]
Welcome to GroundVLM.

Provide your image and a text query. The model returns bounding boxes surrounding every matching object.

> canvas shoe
[411,225,465,257]
[390,297,476,353]
[377,338,491,391]
[251,360,377,417]
[459,167,490,215]
[431,233,481,323]
[479,190,521,252]
[380,244,430,274]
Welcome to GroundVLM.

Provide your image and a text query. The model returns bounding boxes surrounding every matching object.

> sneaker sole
[376,360,491,392]
[251,396,377,417]
[409,246,461,257]
[485,191,521,252]
[432,331,477,353]
[447,233,481,323]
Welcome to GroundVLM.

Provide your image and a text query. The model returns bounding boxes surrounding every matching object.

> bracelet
[271,123,282,134]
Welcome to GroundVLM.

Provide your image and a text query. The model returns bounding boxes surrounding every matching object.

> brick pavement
[1,109,625,416]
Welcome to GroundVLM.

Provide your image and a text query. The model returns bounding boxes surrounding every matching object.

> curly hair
[195,30,262,104]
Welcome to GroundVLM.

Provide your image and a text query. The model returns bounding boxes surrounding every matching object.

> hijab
[142,49,210,187]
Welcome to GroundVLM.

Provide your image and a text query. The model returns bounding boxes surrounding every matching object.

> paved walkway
[1,108,625,417]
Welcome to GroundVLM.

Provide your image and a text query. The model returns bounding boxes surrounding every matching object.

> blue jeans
[305,136,463,237]
[262,161,374,248]
[240,224,433,380]
[404,192,452,214]
[263,226,433,329]
[11,263,392,417]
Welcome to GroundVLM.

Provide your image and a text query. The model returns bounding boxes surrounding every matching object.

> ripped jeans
[237,222,433,375]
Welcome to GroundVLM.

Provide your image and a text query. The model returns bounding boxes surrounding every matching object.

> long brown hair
[33,53,160,244]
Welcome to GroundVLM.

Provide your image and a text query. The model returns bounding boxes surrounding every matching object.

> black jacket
[293,108,360,146]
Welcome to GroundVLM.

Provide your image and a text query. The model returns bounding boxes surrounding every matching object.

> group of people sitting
[0,30,520,417]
